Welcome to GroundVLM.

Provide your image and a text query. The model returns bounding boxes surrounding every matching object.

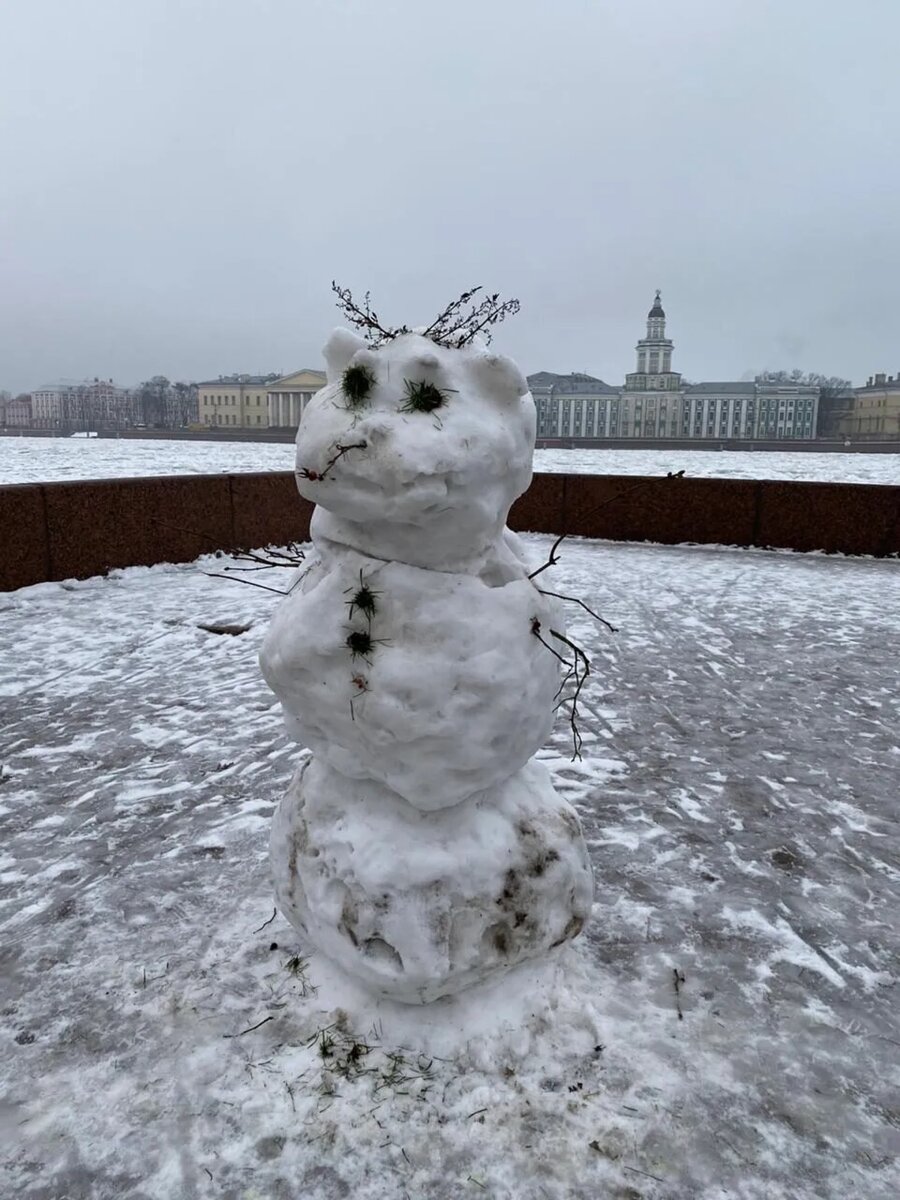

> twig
[528,530,568,581]
[422,286,520,347]
[227,546,305,569]
[223,1015,274,1039]
[467,1107,488,1119]
[718,1133,752,1165]
[624,1166,665,1184]
[550,629,590,759]
[253,908,277,934]
[204,572,292,596]
[527,471,686,580]
[421,286,482,339]
[537,589,617,633]
[299,440,367,482]
[531,618,591,758]
[673,968,685,1019]
[151,518,307,595]
[332,282,404,344]
[332,282,519,348]
[531,622,570,668]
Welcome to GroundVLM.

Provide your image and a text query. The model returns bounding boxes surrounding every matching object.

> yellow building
[266,369,327,428]
[840,373,900,438]
[197,374,279,428]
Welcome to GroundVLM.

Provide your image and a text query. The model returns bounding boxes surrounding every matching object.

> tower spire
[625,290,680,392]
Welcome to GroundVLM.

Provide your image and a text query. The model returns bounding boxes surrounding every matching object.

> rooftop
[685,381,757,394]
[527,371,618,395]
[2,536,897,1198]
[195,374,281,387]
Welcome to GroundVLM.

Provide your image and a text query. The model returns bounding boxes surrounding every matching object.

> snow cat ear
[323,328,368,384]
[470,352,529,405]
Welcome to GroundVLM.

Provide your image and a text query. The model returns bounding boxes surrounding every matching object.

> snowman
[260,290,593,1004]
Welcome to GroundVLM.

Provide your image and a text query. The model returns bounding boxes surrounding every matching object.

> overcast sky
[1,0,898,393]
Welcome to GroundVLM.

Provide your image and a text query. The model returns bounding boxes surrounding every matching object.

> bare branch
[331,282,520,349]
[528,471,685,579]
[537,588,617,633]
[204,572,292,596]
[298,440,368,482]
[331,282,403,344]
[223,1015,274,1039]
[531,619,591,759]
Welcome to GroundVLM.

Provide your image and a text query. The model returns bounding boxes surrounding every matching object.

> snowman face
[294,329,536,539]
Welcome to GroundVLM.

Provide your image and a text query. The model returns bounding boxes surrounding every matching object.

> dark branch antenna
[331,283,520,349]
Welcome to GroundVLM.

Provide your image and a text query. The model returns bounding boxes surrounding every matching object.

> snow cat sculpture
[260,288,593,1003]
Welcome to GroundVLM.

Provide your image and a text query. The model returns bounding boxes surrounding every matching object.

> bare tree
[137,376,172,427]
[172,381,198,426]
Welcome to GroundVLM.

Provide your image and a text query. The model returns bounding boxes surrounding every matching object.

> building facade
[840,373,900,438]
[30,379,135,430]
[0,394,32,427]
[531,293,819,441]
[266,369,327,427]
[197,375,280,428]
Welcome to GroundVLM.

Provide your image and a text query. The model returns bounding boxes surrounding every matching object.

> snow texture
[1,433,899,486]
[271,756,592,1003]
[294,329,535,569]
[261,541,563,810]
[260,330,592,1001]
[3,537,899,1199]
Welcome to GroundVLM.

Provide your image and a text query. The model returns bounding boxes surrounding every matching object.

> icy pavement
[1,536,899,1199]
[1,434,899,485]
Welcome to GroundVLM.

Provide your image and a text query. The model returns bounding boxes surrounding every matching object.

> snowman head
[295,327,536,566]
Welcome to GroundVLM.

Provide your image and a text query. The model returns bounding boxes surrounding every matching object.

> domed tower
[625,290,682,392]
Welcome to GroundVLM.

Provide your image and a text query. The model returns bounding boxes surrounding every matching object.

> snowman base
[272,756,594,1004]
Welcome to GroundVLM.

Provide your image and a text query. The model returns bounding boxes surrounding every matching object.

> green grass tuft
[399,378,450,414]
[346,629,374,659]
[342,363,376,407]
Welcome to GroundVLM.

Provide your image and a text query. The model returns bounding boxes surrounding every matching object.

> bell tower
[625,291,682,391]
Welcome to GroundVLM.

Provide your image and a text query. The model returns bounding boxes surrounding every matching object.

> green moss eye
[399,378,450,414]
[345,569,380,621]
[342,363,376,407]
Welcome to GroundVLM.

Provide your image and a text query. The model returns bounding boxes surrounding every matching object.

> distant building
[531,293,819,441]
[197,375,280,428]
[32,382,72,428]
[267,369,327,427]
[840,373,900,438]
[0,393,32,427]
[30,379,134,430]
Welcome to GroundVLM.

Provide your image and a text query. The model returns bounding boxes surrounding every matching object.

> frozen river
[1,434,898,486]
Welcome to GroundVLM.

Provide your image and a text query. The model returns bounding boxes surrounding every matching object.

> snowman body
[260,327,593,1003]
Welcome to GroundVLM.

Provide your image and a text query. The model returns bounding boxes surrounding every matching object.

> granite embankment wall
[1,471,898,591]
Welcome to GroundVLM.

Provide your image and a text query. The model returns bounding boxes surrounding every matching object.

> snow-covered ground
[1,434,899,485]
[2,536,898,1199]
